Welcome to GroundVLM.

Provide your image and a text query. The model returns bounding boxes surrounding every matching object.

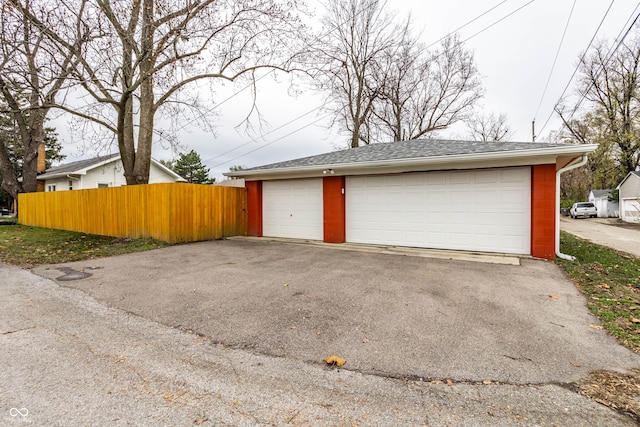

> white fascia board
[227,144,599,181]
[38,171,87,180]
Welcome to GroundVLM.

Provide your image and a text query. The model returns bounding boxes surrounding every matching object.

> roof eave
[617,170,640,189]
[225,144,599,180]
[38,172,85,180]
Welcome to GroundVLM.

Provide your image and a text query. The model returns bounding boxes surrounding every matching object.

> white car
[570,202,597,219]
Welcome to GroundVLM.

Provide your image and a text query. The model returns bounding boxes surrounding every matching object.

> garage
[228,139,599,260]
[346,168,531,254]
[262,178,323,240]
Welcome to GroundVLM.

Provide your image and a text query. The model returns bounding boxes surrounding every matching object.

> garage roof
[225,139,598,180]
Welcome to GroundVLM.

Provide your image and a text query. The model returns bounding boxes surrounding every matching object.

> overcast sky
[55,0,639,181]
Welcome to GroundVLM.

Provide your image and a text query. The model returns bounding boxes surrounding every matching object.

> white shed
[588,190,619,218]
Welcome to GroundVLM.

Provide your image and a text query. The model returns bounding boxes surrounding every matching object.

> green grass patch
[0,225,169,267]
[557,231,640,352]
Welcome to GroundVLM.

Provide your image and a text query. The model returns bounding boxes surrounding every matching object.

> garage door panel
[263,179,322,240]
[476,212,497,225]
[476,170,498,183]
[346,168,531,254]
[502,168,529,182]
[451,172,471,184]
[501,189,528,204]
[502,212,527,226]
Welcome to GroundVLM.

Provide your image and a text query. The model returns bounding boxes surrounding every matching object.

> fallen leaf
[631,318,640,324]
[163,394,173,400]
[283,283,289,287]
[599,283,611,289]
[325,355,346,366]
[589,324,604,330]
[446,379,453,386]
[548,295,559,299]
[483,380,492,385]
[571,362,581,367]
[194,416,208,425]
[290,325,297,330]
[362,338,370,343]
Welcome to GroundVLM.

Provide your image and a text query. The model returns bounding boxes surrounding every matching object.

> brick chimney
[37,143,46,173]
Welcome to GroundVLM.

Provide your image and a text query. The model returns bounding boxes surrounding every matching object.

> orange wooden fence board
[18,183,247,243]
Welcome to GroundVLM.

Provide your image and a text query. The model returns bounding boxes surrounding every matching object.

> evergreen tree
[0,123,65,210]
[173,150,214,184]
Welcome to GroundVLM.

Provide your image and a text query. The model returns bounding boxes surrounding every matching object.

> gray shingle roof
[591,189,613,198]
[242,139,572,171]
[39,153,119,179]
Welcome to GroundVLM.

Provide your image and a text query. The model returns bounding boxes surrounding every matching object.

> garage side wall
[246,180,263,237]
[531,164,556,259]
[323,176,346,243]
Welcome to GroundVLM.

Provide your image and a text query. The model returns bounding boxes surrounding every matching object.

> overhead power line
[169,1,383,136]
[425,0,510,49]
[536,0,617,136]
[209,113,333,170]
[564,7,640,123]
[208,0,544,168]
[533,0,577,119]
[461,0,536,44]
[202,101,328,164]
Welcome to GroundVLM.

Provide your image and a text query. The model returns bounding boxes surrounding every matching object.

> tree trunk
[118,96,137,185]
[0,139,21,200]
[21,110,46,193]
[127,0,156,185]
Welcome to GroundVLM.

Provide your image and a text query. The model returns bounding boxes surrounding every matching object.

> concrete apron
[230,236,522,266]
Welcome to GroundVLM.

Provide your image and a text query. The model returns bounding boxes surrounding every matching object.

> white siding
[42,159,182,191]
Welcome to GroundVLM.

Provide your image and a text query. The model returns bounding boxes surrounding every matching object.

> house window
[68,180,73,190]
[48,184,56,192]
[97,183,109,188]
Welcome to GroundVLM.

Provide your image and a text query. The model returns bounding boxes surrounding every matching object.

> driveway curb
[228,236,522,265]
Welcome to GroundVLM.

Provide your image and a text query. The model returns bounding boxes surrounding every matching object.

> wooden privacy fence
[18,183,247,243]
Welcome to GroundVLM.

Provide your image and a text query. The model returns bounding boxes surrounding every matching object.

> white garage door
[622,198,640,222]
[263,179,323,240]
[346,168,531,254]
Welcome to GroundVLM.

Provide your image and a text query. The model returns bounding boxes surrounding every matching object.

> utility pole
[531,119,536,142]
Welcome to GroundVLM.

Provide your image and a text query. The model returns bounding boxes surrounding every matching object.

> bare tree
[317,0,401,147]
[15,0,310,184]
[374,34,483,142]
[0,0,80,200]
[466,111,513,141]
[317,1,482,147]
[557,28,640,181]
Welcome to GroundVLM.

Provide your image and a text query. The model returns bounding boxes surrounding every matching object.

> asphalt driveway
[32,238,639,385]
